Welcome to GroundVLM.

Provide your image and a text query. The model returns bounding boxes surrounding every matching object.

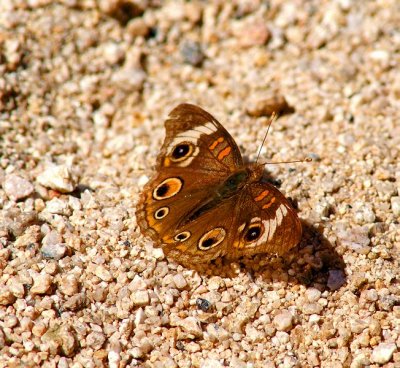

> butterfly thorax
[217,164,264,199]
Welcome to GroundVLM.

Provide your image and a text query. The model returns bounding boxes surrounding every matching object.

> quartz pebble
[177,317,203,338]
[273,311,294,332]
[37,164,77,193]
[391,196,400,216]
[371,342,397,364]
[30,274,52,295]
[4,174,34,200]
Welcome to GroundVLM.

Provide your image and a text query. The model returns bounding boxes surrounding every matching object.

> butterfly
[136,104,302,265]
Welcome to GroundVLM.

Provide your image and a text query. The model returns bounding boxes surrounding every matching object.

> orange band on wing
[217,146,231,160]
[255,190,269,202]
[262,197,276,209]
[209,137,224,150]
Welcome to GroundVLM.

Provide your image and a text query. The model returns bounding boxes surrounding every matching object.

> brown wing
[228,182,302,259]
[136,104,243,253]
[158,103,243,173]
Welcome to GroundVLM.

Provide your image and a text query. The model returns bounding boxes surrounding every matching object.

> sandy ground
[0,1,399,367]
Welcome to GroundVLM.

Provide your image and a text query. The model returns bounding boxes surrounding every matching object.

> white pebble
[273,311,294,331]
[4,174,34,200]
[37,164,76,193]
[371,342,397,364]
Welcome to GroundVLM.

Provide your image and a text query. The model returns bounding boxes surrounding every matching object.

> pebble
[3,174,34,201]
[196,298,211,312]
[45,198,70,215]
[273,311,294,331]
[305,288,321,302]
[131,290,150,307]
[206,324,230,342]
[246,95,293,117]
[180,41,205,67]
[95,266,113,282]
[86,331,106,350]
[201,359,224,368]
[327,270,346,290]
[172,273,188,290]
[41,325,78,357]
[337,225,371,254]
[350,318,369,334]
[41,230,67,260]
[301,303,323,315]
[371,342,397,364]
[30,274,52,295]
[0,286,16,305]
[391,196,400,216]
[37,164,77,193]
[235,19,271,47]
[350,354,370,368]
[177,317,203,338]
[59,274,79,296]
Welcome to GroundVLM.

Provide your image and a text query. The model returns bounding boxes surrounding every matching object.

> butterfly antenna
[255,112,277,163]
[259,157,313,166]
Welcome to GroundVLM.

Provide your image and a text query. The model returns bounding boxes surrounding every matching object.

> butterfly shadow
[187,220,347,292]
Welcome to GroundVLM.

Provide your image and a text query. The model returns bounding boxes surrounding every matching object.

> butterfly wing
[136,104,243,250]
[159,180,302,264]
[228,181,302,259]
[158,103,243,172]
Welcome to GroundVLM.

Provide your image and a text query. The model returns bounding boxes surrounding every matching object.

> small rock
[371,342,397,364]
[0,285,16,305]
[196,298,211,312]
[152,356,178,368]
[247,95,294,117]
[375,181,397,201]
[273,311,294,331]
[45,198,70,215]
[41,231,67,260]
[8,279,24,298]
[245,325,264,342]
[208,276,225,290]
[59,274,79,296]
[41,325,78,357]
[127,18,149,38]
[37,164,77,193]
[172,274,187,290]
[235,19,270,47]
[305,288,321,302]
[301,303,323,315]
[95,266,113,282]
[350,353,370,368]
[327,270,346,290]
[180,40,204,67]
[350,318,369,334]
[64,293,87,311]
[131,290,149,306]
[391,196,400,216]
[86,331,106,350]
[177,317,203,338]
[225,298,261,333]
[4,174,34,200]
[31,274,52,295]
[112,67,146,91]
[206,324,230,342]
[201,359,224,368]
[337,225,371,254]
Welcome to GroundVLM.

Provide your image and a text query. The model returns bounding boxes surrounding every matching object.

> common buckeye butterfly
[136,104,302,264]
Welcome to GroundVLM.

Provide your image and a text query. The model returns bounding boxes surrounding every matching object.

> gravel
[0,1,399,367]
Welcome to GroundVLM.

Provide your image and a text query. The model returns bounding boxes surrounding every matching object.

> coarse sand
[0,1,399,367]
